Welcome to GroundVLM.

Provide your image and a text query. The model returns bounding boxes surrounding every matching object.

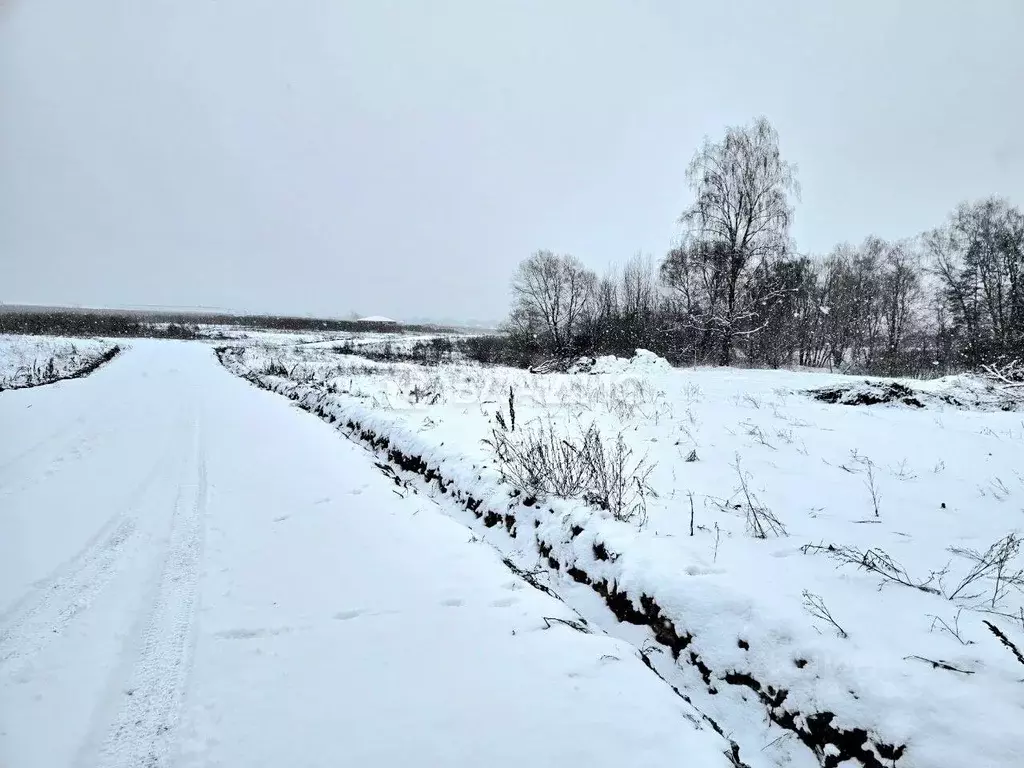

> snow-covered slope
[0,334,119,390]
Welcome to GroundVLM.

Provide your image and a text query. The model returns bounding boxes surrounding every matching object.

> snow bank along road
[0,341,733,768]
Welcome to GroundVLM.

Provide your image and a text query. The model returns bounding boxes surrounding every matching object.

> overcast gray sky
[2,0,1022,323]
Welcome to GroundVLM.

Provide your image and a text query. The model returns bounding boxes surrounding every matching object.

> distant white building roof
[356,315,398,323]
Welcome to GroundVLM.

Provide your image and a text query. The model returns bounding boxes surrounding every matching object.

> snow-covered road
[0,342,728,768]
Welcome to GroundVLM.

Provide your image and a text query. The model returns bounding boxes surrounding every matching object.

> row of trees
[505,118,1023,376]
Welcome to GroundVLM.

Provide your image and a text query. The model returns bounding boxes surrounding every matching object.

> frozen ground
[0,341,736,768]
[220,343,1024,768]
[0,334,119,390]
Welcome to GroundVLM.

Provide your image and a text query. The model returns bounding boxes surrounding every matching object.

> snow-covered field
[0,334,119,390]
[198,325,476,352]
[0,341,740,768]
[189,326,356,345]
[221,343,1024,768]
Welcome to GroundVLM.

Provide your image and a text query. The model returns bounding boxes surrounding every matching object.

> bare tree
[660,239,731,363]
[744,254,823,368]
[927,198,1024,367]
[814,238,897,372]
[595,271,619,323]
[674,116,799,365]
[880,242,923,373]
[818,245,859,369]
[510,250,596,354]
[621,253,658,321]
[495,146,1014,379]
[850,237,887,368]
[561,256,597,352]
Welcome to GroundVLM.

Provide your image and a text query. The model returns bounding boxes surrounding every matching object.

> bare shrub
[732,454,787,538]
[851,453,882,517]
[741,421,776,450]
[742,393,763,409]
[581,429,655,524]
[485,389,656,524]
[981,359,1024,390]
[947,533,1023,610]
[927,609,974,645]
[803,536,1024,613]
[800,543,944,595]
[985,477,1011,502]
[485,416,582,497]
[775,427,795,445]
[261,358,290,377]
[889,458,918,481]
[682,383,703,403]
[802,590,848,638]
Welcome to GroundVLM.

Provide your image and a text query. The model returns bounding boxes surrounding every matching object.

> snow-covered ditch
[0,335,120,391]
[219,344,1024,768]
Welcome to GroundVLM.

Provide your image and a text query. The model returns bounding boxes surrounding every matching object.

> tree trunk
[719,271,739,366]
[718,328,732,366]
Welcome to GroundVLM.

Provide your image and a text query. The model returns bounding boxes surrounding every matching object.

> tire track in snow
[0,453,169,678]
[0,385,117,493]
[0,422,112,498]
[0,413,93,483]
[89,420,208,768]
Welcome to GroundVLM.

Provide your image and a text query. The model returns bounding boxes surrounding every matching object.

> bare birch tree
[674,116,799,365]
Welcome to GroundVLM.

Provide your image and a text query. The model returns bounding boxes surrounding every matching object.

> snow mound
[920,374,1024,411]
[811,375,1023,411]
[590,349,672,375]
[811,380,926,408]
[357,315,398,323]
[531,350,672,375]
[565,356,597,374]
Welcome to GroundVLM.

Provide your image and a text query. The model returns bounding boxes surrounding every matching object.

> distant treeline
[0,307,442,338]
[497,117,1024,377]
